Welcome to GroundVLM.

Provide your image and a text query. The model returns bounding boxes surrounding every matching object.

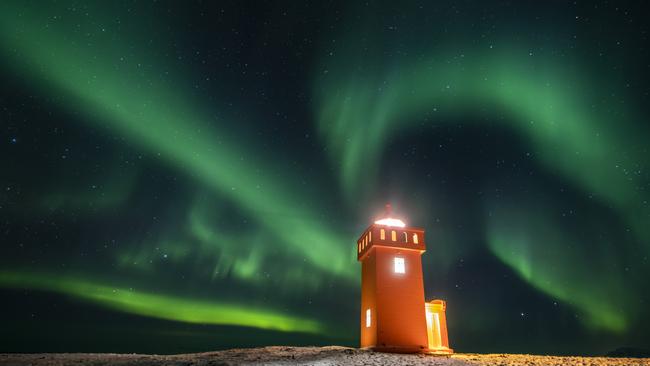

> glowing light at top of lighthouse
[374,218,406,227]
[374,203,406,227]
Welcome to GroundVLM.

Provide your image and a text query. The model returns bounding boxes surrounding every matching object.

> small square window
[394,257,405,273]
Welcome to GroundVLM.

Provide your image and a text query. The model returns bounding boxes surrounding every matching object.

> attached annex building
[357,206,453,354]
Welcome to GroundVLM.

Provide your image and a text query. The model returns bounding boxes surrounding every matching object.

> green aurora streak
[316,46,648,243]
[485,199,629,332]
[0,3,356,284]
[116,195,325,290]
[0,271,322,334]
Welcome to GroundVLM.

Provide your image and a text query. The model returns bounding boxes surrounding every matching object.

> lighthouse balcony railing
[357,226,426,260]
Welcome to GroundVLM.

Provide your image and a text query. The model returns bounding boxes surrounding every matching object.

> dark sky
[1,0,649,356]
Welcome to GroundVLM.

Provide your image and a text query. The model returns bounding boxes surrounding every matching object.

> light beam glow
[374,218,406,228]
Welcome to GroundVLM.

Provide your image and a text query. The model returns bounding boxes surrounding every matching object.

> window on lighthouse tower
[366,308,371,327]
[394,257,405,273]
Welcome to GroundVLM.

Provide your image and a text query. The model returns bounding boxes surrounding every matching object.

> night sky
[1,0,649,356]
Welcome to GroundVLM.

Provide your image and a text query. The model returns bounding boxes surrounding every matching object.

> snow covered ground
[1,346,649,366]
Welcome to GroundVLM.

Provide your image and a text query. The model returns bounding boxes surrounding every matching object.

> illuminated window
[391,230,397,241]
[366,308,371,327]
[413,233,419,244]
[369,231,372,242]
[403,232,408,242]
[380,229,385,240]
[394,257,405,273]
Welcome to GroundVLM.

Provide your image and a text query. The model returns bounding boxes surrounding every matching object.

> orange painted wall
[360,243,429,351]
[374,246,428,351]
[360,249,377,347]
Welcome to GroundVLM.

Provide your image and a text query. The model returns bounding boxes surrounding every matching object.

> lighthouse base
[424,346,454,355]
[365,345,453,355]
[370,346,425,354]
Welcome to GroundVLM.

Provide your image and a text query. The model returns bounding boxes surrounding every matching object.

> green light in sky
[315,45,649,248]
[485,200,630,333]
[0,270,323,334]
[1,0,647,340]
[0,2,356,284]
[114,193,335,291]
[314,32,649,332]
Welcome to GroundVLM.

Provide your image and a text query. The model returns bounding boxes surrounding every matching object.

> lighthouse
[357,204,452,354]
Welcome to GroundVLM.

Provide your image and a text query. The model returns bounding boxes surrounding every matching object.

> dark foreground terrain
[2,346,649,366]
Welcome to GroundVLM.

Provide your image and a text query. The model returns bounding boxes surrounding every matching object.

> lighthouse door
[425,307,442,349]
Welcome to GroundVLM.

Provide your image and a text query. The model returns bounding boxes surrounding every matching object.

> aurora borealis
[1,0,649,356]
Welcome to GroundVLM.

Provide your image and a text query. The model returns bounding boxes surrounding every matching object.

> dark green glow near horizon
[485,201,629,332]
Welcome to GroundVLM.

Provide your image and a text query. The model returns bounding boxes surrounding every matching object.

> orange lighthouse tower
[357,204,452,354]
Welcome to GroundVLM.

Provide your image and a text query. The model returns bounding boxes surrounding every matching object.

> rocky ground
[1,346,649,366]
